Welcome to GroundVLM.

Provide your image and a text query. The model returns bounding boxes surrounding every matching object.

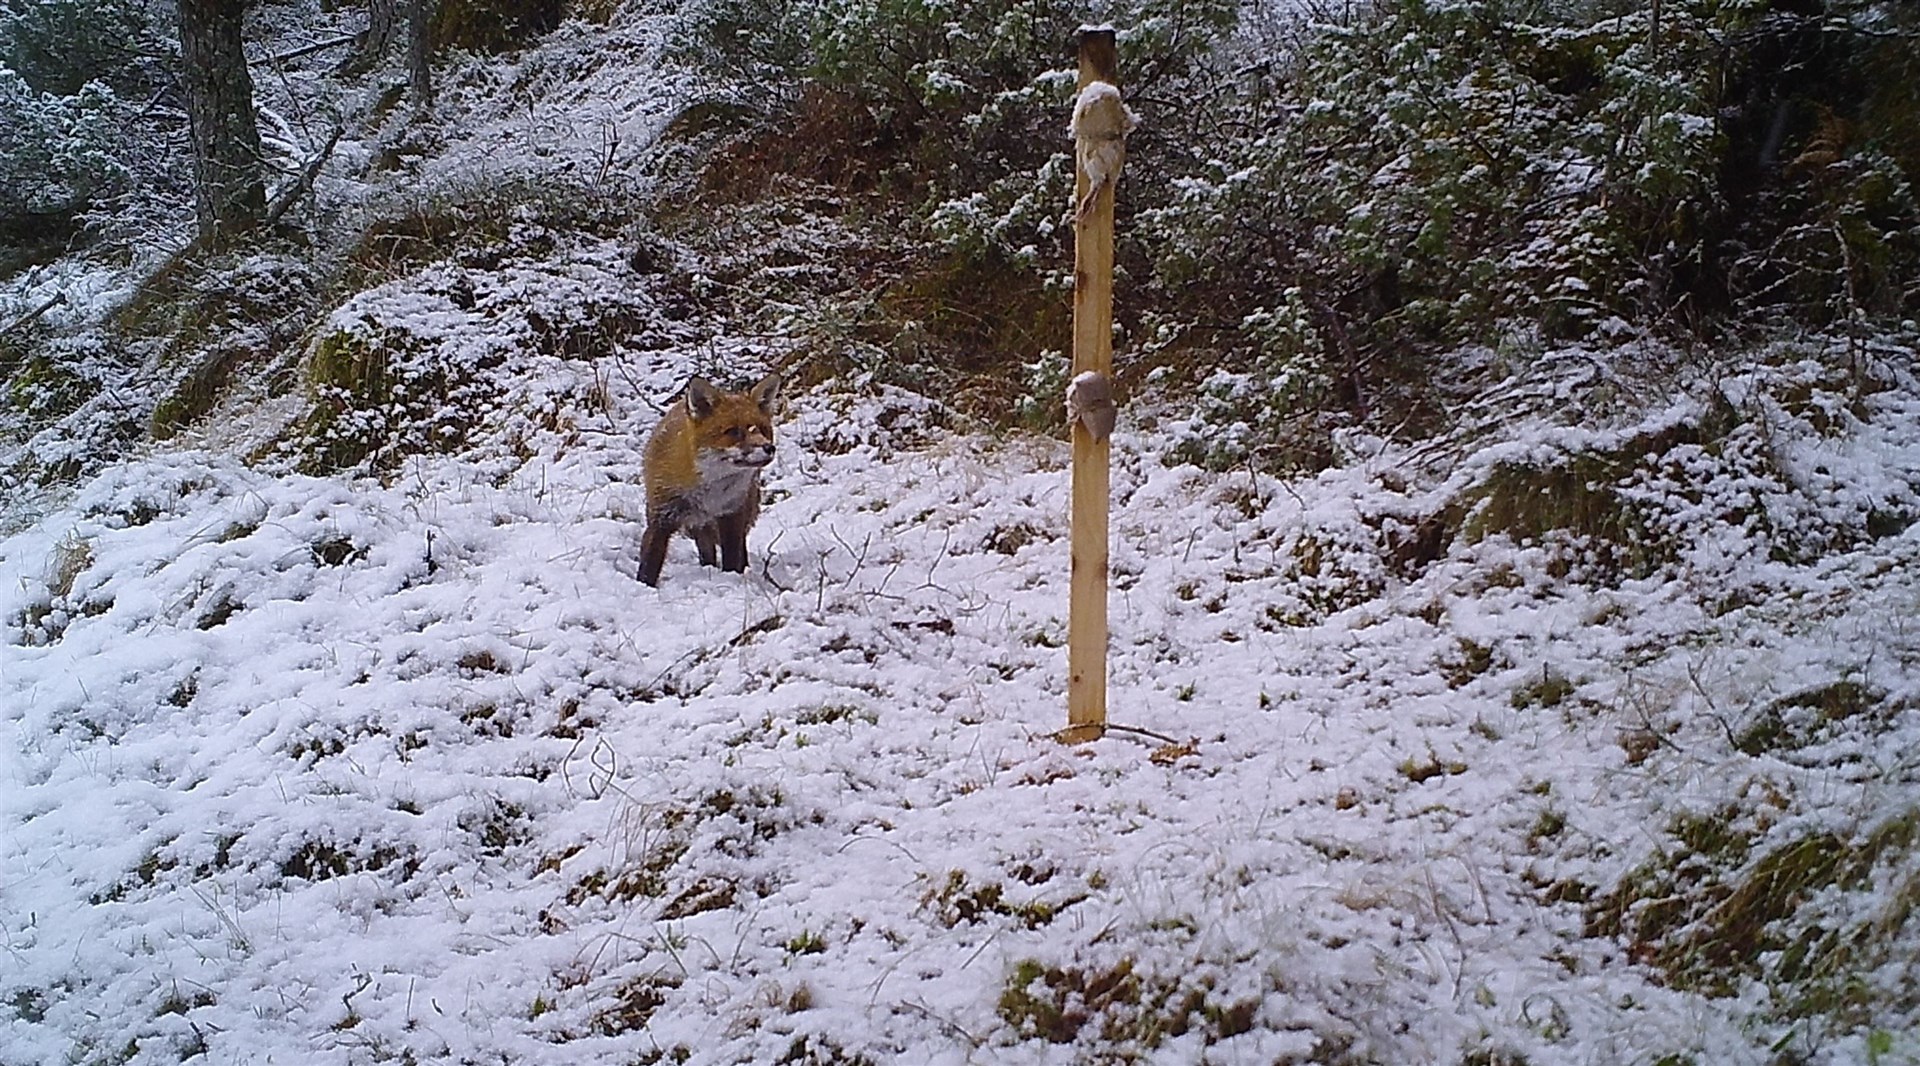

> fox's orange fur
[639,372,782,586]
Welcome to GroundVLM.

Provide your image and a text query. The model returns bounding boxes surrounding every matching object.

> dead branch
[263,124,345,230]
[2,292,67,338]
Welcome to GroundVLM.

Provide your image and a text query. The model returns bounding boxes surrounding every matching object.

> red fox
[638,372,782,586]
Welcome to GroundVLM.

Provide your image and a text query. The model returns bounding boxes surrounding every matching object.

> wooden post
[1066,28,1121,742]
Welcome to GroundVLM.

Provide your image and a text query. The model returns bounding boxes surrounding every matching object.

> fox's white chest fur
[680,452,763,523]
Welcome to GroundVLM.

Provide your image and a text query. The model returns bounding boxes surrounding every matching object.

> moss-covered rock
[295,326,472,474]
[150,344,249,439]
[1459,393,1744,577]
[1588,804,1920,1026]
[3,350,92,420]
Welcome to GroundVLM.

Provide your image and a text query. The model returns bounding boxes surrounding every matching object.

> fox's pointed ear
[750,371,783,415]
[685,377,720,419]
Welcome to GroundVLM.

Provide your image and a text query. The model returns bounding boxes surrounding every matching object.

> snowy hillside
[4,1,1920,1064]
[5,319,1919,1064]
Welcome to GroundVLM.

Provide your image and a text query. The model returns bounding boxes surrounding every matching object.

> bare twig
[264,124,345,230]
[2,292,67,338]
[266,34,358,65]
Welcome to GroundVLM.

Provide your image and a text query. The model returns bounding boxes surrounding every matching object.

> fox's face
[687,374,780,470]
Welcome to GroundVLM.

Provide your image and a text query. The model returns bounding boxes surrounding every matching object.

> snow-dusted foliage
[0,72,129,223]
[0,0,190,252]
[670,0,1234,262]
[1139,0,1920,471]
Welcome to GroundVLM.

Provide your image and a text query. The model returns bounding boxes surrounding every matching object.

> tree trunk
[407,0,434,116]
[345,0,397,73]
[175,0,265,247]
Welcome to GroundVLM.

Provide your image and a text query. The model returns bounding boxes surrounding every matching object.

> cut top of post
[1074,26,1118,89]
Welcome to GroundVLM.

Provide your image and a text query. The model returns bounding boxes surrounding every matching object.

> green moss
[1590,806,1920,1019]
[997,957,1260,1051]
[4,352,91,419]
[923,870,1067,929]
[1734,680,1891,756]
[309,329,391,401]
[1511,667,1575,709]
[151,345,247,438]
[1461,398,1742,577]
[295,327,464,474]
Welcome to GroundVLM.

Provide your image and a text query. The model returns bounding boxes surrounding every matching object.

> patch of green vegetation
[922,870,1071,930]
[590,972,681,1037]
[13,533,95,643]
[659,875,739,920]
[1589,805,1920,1031]
[459,799,530,853]
[150,343,246,438]
[4,349,92,420]
[795,703,877,728]
[1460,1047,1531,1066]
[776,1034,875,1066]
[784,929,828,956]
[1735,680,1893,757]
[1445,638,1499,689]
[279,837,421,885]
[1464,456,1650,564]
[702,784,818,851]
[297,327,415,472]
[1527,808,1567,850]
[1511,667,1575,709]
[1460,398,1743,579]
[1399,751,1469,784]
[1256,530,1389,628]
[108,255,320,440]
[567,835,691,905]
[294,324,501,474]
[997,957,1259,1052]
[155,987,215,1017]
[286,725,351,764]
[91,847,175,905]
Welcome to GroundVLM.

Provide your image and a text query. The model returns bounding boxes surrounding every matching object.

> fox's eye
[725,427,743,441]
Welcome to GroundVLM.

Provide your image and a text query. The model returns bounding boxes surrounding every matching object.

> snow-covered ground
[4,7,1919,1064]
[4,326,1918,1064]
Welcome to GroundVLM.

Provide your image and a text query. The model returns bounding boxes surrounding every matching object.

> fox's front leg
[691,524,720,568]
[638,514,677,587]
[715,510,750,573]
